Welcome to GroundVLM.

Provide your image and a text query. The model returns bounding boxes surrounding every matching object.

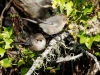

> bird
[22,14,67,35]
[39,14,67,35]
[11,33,46,51]
[28,33,46,51]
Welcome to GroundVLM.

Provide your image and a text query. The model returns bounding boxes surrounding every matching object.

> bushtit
[11,33,46,51]
[39,14,67,35]
[22,14,67,35]
[29,33,46,51]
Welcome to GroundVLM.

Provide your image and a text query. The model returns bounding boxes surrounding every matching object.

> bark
[12,0,51,19]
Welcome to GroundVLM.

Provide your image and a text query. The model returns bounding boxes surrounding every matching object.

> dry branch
[56,53,83,63]
[86,51,100,70]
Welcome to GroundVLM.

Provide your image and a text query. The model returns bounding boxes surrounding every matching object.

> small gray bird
[39,14,67,35]
[22,14,67,35]
[29,33,46,51]
[11,33,46,51]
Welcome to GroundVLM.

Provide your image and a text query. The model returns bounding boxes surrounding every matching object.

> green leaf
[59,0,66,12]
[55,63,61,70]
[0,34,3,40]
[3,38,13,49]
[98,12,100,17]
[85,36,93,49]
[52,0,66,13]
[51,0,58,9]
[78,32,93,49]
[95,52,100,56]
[0,48,6,58]
[80,19,86,24]
[18,59,25,67]
[65,1,73,16]
[83,5,93,15]
[1,27,13,38]
[0,58,12,68]
[85,41,93,49]
[93,34,100,42]
[20,67,29,75]
[3,27,13,36]
[1,32,10,38]
[91,16,97,21]
[0,41,4,44]
[78,33,89,44]
[22,49,35,58]
[80,36,87,44]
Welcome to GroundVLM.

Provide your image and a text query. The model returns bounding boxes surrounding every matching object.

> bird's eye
[36,39,42,41]
[36,39,39,41]
[40,40,42,41]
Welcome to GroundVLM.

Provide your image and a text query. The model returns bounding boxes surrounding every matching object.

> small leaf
[85,41,93,49]
[91,16,97,21]
[79,34,89,44]
[55,63,61,70]
[85,36,93,49]
[95,52,100,56]
[3,38,13,49]
[80,36,87,44]
[50,69,56,73]
[65,1,73,16]
[0,58,12,68]
[0,48,6,58]
[80,20,86,24]
[59,0,65,12]
[0,34,3,39]
[22,49,35,58]
[1,27,13,38]
[51,0,58,9]
[1,32,10,38]
[98,12,100,17]
[93,34,100,42]
[83,5,93,15]
[3,27,13,36]
[78,32,93,49]
[19,67,29,75]
[18,59,25,67]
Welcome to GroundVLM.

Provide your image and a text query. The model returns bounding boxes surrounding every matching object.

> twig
[56,53,83,63]
[0,0,13,28]
[86,51,100,70]
[79,47,100,71]
[56,46,100,72]
[22,18,38,24]
[25,32,69,75]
